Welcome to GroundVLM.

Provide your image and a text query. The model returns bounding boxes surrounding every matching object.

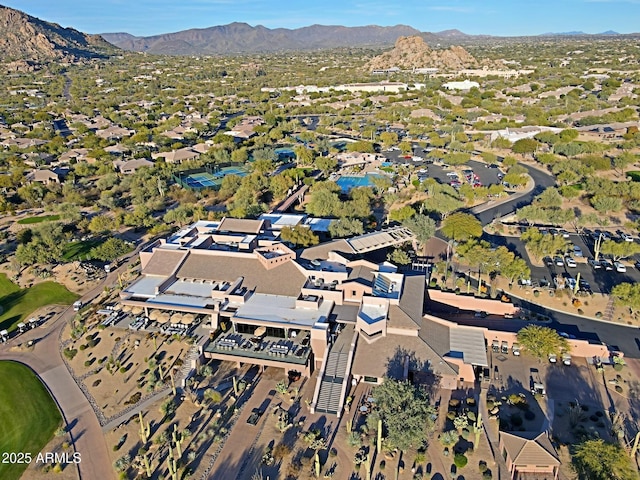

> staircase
[314,325,354,415]
[315,351,349,414]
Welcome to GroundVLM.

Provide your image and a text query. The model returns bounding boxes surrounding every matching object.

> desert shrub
[595,311,603,318]
[124,392,142,405]
[79,344,87,351]
[454,453,468,468]
[446,411,456,421]
[92,379,101,387]
[87,338,97,348]
[120,367,127,373]
[467,411,476,422]
[615,385,623,393]
[449,399,461,408]
[479,460,488,473]
[63,348,78,360]
[379,460,386,470]
[273,443,291,460]
[577,309,584,315]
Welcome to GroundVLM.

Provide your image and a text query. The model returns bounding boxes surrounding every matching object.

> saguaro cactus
[138,411,150,444]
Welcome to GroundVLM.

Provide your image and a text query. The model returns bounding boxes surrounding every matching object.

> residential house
[96,125,135,141]
[26,169,61,185]
[113,158,154,174]
[152,147,200,164]
[499,431,560,480]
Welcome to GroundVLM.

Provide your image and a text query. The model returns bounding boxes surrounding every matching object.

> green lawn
[0,361,62,480]
[62,238,104,262]
[0,274,78,332]
[16,214,61,225]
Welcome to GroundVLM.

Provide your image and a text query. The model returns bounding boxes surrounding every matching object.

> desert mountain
[365,35,478,71]
[101,23,425,55]
[0,5,113,69]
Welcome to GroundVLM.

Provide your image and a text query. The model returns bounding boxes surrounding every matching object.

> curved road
[0,250,143,480]
[435,162,640,359]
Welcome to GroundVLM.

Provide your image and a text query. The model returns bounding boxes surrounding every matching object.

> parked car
[559,229,570,238]
[621,233,634,242]
[501,341,509,354]
[553,256,564,266]
[588,258,602,269]
[565,256,577,268]
[600,259,614,271]
[614,261,627,273]
[549,228,559,236]
[544,256,554,267]
[572,245,583,257]
[512,343,521,356]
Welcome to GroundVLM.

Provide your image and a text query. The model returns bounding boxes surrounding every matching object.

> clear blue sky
[5,0,639,37]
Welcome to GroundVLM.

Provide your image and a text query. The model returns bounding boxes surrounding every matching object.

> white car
[621,233,634,242]
[614,261,627,273]
[564,256,577,268]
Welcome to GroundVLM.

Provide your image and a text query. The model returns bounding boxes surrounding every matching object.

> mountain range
[0,4,634,64]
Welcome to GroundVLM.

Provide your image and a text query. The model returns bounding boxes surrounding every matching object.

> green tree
[500,257,531,284]
[280,225,319,247]
[511,138,539,157]
[379,131,398,148]
[403,214,436,254]
[535,188,563,209]
[573,439,637,480]
[611,282,640,310]
[517,325,568,359]
[328,218,364,238]
[600,240,640,261]
[89,238,131,261]
[346,140,375,154]
[423,192,464,221]
[591,195,622,214]
[387,248,411,265]
[388,205,416,223]
[441,212,482,242]
[366,378,436,452]
[521,227,568,259]
[305,187,341,217]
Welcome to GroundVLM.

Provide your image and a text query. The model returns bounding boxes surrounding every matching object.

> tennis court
[177,165,249,190]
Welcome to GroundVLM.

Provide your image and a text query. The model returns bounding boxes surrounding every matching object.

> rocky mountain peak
[365,35,478,71]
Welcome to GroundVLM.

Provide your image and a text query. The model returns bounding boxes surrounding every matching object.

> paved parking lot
[381,145,504,187]
[488,230,640,294]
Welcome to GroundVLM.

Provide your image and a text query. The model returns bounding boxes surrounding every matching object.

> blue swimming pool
[336,174,383,193]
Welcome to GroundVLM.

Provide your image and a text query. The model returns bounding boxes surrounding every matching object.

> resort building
[118,219,502,416]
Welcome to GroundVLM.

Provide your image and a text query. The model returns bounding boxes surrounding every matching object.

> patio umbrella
[254,326,267,337]
[112,303,123,311]
[156,312,170,324]
[122,305,132,313]
[181,313,195,325]
[148,310,160,321]
[171,313,183,324]
[131,306,144,315]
